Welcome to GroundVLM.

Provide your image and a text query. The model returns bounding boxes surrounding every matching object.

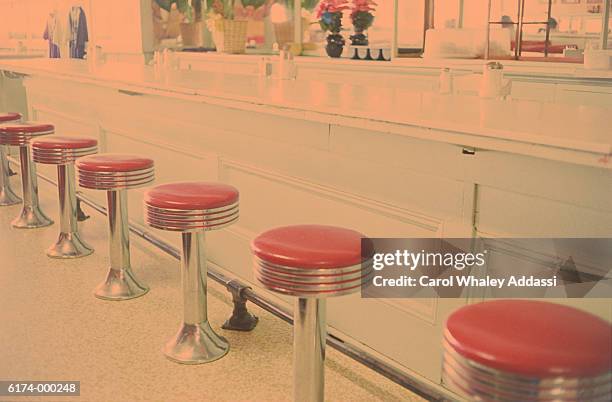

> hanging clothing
[67,6,88,59]
[43,12,63,58]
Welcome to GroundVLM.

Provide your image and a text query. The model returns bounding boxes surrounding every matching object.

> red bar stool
[32,136,98,258]
[144,182,238,364]
[443,300,612,401]
[251,225,372,402]
[76,154,154,300]
[0,121,55,228]
[0,112,22,206]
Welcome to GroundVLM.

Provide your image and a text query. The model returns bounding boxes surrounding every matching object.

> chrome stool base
[76,155,154,301]
[12,205,54,229]
[0,132,21,206]
[0,145,21,206]
[143,182,241,365]
[163,322,230,364]
[12,146,53,228]
[94,268,149,301]
[47,232,93,259]
[0,187,21,206]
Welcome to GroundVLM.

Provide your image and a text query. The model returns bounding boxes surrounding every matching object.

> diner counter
[1,56,611,387]
[1,58,610,169]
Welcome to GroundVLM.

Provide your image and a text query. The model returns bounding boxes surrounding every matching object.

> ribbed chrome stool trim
[443,350,612,398]
[253,258,372,298]
[145,201,239,216]
[443,334,612,387]
[144,202,239,232]
[442,366,612,402]
[257,257,367,276]
[32,145,98,165]
[0,128,55,146]
[442,337,612,401]
[78,167,155,190]
[256,264,364,283]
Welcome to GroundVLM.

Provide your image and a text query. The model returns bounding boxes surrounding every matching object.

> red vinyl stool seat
[252,225,372,402]
[32,136,98,165]
[0,121,54,228]
[76,153,155,300]
[443,300,612,401]
[0,112,22,206]
[31,136,98,258]
[144,182,238,232]
[0,112,21,122]
[143,182,239,364]
[0,122,55,146]
[252,225,369,297]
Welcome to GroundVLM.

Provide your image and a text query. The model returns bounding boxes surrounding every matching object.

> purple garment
[43,21,60,58]
[68,7,88,59]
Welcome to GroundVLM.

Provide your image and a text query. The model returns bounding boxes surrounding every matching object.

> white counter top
[1,58,610,169]
[177,51,612,82]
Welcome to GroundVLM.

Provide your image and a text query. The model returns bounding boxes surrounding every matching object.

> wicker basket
[214,19,248,54]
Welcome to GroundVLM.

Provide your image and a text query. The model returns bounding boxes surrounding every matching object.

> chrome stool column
[443,300,612,401]
[0,112,22,206]
[76,154,154,300]
[0,121,55,228]
[252,225,372,402]
[32,136,98,258]
[144,182,238,364]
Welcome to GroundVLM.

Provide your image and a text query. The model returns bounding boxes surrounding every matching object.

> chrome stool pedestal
[443,300,612,401]
[77,154,154,300]
[144,182,239,364]
[0,112,23,206]
[32,136,98,258]
[252,225,371,402]
[0,121,55,228]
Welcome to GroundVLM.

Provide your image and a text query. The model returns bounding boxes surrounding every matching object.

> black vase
[350,32,368,46]
[325,34,345,58]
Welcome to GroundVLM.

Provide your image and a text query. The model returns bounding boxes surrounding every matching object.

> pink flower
[351,0,376,13]
[316,0,350,18]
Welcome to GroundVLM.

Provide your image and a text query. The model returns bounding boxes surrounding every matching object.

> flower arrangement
[155,0,201,23]
[206,0,234,22]
[316,0,350,34]
[350,0,376,45]
[237,0,268,19]
[205,0,263,53]
[316,0,349,57]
